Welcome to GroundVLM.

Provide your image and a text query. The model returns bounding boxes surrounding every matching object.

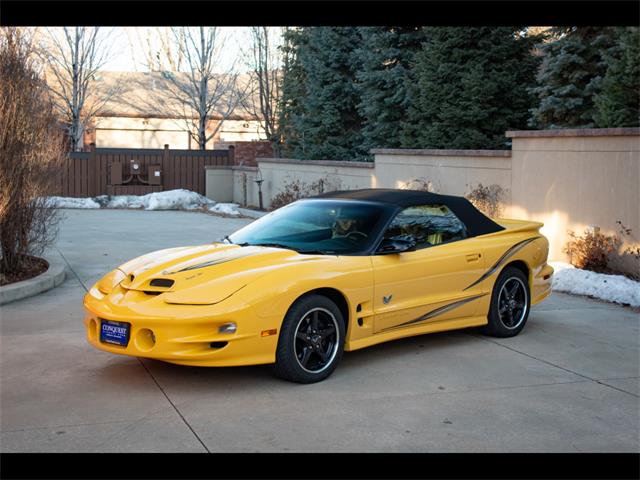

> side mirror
[376,236,417,255]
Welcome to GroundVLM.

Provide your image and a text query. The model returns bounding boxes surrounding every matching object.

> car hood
[115,243,325,305]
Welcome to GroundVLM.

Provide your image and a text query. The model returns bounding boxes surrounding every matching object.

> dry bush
[399,177,437,192]
[616,221,640,280]
[0,28,66,278]
[466,183,505,218]
[269,175,339,211]
[563,227,621,274]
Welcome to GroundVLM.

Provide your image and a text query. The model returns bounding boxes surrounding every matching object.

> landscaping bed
[0,255,48,286]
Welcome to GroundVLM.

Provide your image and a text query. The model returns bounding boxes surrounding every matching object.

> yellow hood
[115,243,325,305]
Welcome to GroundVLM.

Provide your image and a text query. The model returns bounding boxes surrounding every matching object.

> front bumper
[83,288,279,367]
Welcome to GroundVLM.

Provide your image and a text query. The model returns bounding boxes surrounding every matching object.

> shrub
[616,221,640,280]
[466,183,505,218]
[563,226,622,274]
[269,176,340,210]
[0,28,66,279]
[564,221,640,279]
[398,177,437,192]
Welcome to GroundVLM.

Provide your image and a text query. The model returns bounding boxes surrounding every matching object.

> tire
[480,266,531,338]
[272,294,345,383]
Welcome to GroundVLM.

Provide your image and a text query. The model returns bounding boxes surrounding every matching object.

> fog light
[218,322,237,334]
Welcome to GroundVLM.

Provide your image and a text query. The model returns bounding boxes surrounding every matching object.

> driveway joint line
[55,246,87,292]
[471,334,640,398]
[137,359,210,453]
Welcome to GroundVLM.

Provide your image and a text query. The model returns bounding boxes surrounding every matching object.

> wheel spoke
[311,311,319,331]
[506,309,514,326]
[298,346,312,367]
[317,343,331,363]
[508,281,519,297]
[319,324,335,339]
[296,331,310,343]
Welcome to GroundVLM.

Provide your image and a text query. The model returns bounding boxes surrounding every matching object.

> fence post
[228,145,235,165]
[163,144,170,191]
[90,142,97,196]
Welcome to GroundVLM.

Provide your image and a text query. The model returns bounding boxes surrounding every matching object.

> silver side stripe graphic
[164,251,258,274]
[381,293,488,332]
[463,237,540,291]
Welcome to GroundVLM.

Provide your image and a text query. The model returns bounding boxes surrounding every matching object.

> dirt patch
[0,255,49,286]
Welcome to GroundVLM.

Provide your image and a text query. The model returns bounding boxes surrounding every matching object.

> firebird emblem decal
[383,295,393,304]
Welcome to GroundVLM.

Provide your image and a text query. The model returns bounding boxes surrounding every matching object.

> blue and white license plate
[100,320,130,347]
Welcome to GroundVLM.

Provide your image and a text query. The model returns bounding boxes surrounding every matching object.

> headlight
[96,269,126,294]
[218,322,237,334]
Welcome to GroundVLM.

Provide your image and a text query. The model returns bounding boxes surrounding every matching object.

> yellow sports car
[84,189,553,383]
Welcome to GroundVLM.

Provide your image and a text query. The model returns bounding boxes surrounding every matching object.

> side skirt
[344,315,488,352]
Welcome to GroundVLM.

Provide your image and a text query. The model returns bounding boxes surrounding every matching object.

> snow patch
[44,189,240,216]
[209,203,241,216]
[44,196,101,209]
[550,261,640,308]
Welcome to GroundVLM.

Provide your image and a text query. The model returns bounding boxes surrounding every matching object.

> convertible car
[84,189,553,383]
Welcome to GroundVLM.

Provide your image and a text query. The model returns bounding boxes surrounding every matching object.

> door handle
[466,253,481,262]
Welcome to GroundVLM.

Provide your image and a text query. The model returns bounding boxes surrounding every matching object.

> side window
[383,204,468,249]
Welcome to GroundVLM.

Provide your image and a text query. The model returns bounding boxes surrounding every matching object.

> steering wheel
[345,231,368,241]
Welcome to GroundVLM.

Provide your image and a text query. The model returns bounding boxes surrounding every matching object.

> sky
[45,27,261,73]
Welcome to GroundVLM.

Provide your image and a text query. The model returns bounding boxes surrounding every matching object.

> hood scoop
[149,278,174,288]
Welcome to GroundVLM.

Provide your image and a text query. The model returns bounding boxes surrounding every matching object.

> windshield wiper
[221,235,249,246]
[297,249,336,255]
[241,242,335,255]
[250,242,296,250]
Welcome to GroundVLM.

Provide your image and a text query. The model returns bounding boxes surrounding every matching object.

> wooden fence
[57,144,234,197]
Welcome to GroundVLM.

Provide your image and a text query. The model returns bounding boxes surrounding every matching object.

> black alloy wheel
[480,266,531,338]
[273,294,345,383]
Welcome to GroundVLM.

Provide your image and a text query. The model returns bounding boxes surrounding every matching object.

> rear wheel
[272,294,345,383]
[480,266,530,338]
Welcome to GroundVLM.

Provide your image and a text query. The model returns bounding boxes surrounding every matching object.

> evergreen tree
[355,27,428,152]
[530,27,616,128]
[277,27,308,158]
[401,27,540,150]
[295,27,366,161]
[594,27,640,128]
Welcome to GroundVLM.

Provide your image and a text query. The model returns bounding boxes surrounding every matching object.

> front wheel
[480,266,531,338]
[272,294,345,383]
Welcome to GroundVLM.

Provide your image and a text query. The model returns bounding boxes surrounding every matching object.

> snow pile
[550,261,640,308]
[44,197,100,209]
[209,203,241,216]
[44,189,241,216]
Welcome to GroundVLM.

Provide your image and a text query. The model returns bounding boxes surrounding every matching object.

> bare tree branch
[146,27,250,150]
[241,27,284,154]
[39,27,123,151]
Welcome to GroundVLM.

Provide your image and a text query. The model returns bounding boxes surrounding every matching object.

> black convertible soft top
[312,188,505,237]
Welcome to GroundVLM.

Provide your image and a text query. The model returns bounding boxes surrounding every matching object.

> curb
[0,254,67,305]
[237,208,268,219]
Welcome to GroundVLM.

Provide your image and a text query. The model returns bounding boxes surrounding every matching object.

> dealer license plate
[100,320,130,347]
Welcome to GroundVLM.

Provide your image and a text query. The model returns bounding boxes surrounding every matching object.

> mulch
[0,255,49,286]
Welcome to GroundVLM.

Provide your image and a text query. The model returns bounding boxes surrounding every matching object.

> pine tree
[277,27,309,158]
[401,27,540,150]
[594,27,640,128]
[295,27,366,161]
[530,27,616,128]
[355,27,428,152]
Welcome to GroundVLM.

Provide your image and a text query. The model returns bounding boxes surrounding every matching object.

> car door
[372,204,487,334]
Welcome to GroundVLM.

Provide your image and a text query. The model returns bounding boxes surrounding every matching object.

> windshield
[227,199,389,255]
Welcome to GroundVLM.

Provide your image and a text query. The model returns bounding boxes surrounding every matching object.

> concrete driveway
[1,209,638,452]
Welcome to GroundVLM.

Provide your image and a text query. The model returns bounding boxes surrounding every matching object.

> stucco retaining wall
[204,128,639,275]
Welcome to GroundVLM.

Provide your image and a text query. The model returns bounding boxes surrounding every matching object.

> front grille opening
[150,278,174,288]
[209,341,228,349]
